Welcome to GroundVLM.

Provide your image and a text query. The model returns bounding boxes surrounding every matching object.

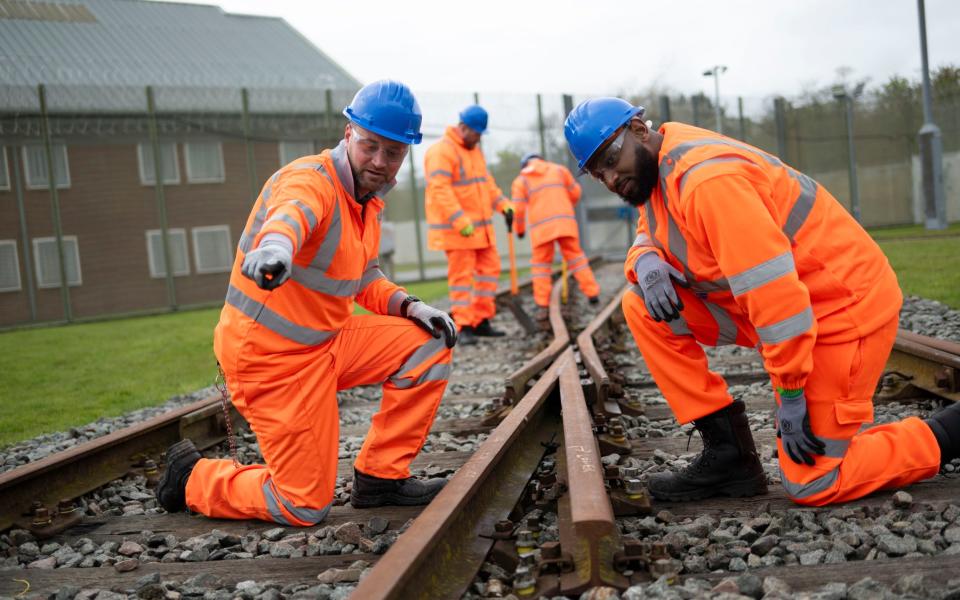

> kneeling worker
[564,97,960,506]
[156,80,457,526]
[511,152,600,320]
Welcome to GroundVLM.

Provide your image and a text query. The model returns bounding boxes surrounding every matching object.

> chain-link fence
[1,82,958,327]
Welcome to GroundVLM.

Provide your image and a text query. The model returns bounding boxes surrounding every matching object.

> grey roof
[0,0,361,112]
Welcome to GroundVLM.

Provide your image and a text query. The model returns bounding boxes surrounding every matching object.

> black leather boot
[474,319,505,337]
[458,326,478,346]
[155,439,201,512]
[350,469,447,508]
[926,401,960,464]
[647,400,767,501]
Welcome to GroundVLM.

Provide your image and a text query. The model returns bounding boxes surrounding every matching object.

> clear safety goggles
[586,127,627,181]
[351,125,408,165]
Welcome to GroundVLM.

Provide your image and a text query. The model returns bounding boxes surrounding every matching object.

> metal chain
[215,364,240,468]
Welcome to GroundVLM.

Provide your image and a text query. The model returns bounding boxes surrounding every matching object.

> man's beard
[621,144,659,207]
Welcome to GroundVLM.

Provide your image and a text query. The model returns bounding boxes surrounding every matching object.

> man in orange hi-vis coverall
[564,97,960,506]
[511,152,600,319]
[424,104,514,346]
[155,81,459,525]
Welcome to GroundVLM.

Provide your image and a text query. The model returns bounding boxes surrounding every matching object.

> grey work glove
[241,243,292,291]
[633,252,687,322]
[404,299,458,348]
[776,389,826,466]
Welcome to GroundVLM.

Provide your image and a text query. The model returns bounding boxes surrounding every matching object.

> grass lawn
[868,222,960,240]
[876,236,960,309]
[0,279,451,447]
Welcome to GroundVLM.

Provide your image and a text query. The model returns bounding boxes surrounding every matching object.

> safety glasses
[586,127,627,181]
[351,125,408,165]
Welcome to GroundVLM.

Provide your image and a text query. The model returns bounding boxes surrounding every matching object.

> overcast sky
[167,0,959,101]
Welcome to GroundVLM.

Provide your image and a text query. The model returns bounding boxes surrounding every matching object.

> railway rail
[1,259,959,599]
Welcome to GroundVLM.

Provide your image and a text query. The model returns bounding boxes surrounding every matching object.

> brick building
[0,0,359,326]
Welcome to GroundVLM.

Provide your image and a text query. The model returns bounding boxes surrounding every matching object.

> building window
[145,229,190,278]
[0,240,21,292]
[33,236,82,288]
[138,142,180,185]
[279,140,315,166]
[22,143,71,189]
[0,147,10,191]
[192,225,232,274]
[185,141,225,183]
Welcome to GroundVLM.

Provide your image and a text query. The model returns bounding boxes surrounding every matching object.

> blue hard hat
[563,98,645,172]
[459,104,488,134]
[343,80,423,144]
[520,152,542,169]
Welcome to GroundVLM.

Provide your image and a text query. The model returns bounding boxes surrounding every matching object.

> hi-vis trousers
[445,246,501,328]
[530,236,599,307]
[186,315,453,525]
[622,287,941,506]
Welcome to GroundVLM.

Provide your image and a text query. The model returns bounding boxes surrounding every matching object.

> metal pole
[408,148,426,281]
[917,0,947,229]
[324,89,334,141]
[658,95,671,125]
[738,96,746,141]
[10,144,37,321]
[473,92,480,104]
[564,93,590,252]
[843,97,861,223]
[146,86,177,311]
[712,72,723,134]
[241,88,259,201]
[536,93,547,159]
[692,94,701,127]
[774,97,788,161]
[37,84,72,322]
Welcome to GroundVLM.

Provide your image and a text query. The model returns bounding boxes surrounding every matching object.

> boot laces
[682,428,719,475]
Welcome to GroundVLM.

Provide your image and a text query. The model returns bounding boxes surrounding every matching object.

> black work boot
[459,326,478,346]
[350,469,447,508]
[926,401,960,465]
[588,296,600,305]
[156,439,201,513]
[474,318,505,337]
[647,400,767,501]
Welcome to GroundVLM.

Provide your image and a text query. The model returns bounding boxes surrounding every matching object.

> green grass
[0,280,452,447]
[867,222,960,240]
[877,236,960,309]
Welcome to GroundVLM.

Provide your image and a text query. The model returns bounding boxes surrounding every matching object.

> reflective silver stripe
[632,233,651,247]
[820,437,851,458]
[391,363,451,390]
[453,176,487,186]
[290,162,326,171]
[779,465,839,499]
[530,214,577,229]
[528,182,567,195]
[309,185,340,270]
[728,252,795,296]
[449,209,465,224]
[429,224,453,230]
[532,274,551,279]
[474,289,497,297]
[783,170,818,241]
[644,203,665,252]
[569,262,589,274]
[669,316,693,336]
[661,202,730,294]
[225,284,338,346]
[387,289,406,316]
[239,203,268,253]
[659,137,782,187]
[430,169,453,178]
[568,255,587,267]
[704,301,738,346]
[262,480,329,525]
[530,262,552,268]
[474,275,498,283]
[450,299,471,306]
[290,183,362,297]
[756,306,813,344]
[262,481,293,525]
[475,218,493,227]
[678,156,754,196]
[291,200,319,230]
[449,285,472,292]
[358,264,386,292]
[266,214,303,247]
[512,197,528,204]
[390,336,448,386]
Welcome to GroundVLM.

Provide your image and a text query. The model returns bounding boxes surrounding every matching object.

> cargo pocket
[834,400,873,426]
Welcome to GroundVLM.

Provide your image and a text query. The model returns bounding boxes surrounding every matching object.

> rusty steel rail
[504,283,569,403]
[576,287,635,416]
[880,329,960,403]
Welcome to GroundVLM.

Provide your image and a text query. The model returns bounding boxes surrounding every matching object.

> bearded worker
[563,97,960,506]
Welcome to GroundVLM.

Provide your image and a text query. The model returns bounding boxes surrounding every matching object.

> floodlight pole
[916,0,947,229]
[703,65,727,134]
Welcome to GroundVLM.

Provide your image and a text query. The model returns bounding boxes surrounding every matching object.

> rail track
[1,260,959,599]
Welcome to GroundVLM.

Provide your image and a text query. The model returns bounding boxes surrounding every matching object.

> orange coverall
[424,126,511,328]
[511,157,599,307]
[189,143,453,526]
[622,123,940,506]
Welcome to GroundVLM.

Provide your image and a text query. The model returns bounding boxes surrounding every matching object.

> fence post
[563,93,590,253]
[774,97,788,161]
[658,95,671,125]
[146,86,178,311]
[241,88,259,201]
[324,89,334,140]
[536,93,547,159]
[10,144,37,321]
[738,96,746,141]
[37,84,72,322]
[408,148,426,281]
[692,94,701,127]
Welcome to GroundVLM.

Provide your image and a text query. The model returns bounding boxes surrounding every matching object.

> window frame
[137,142,181,186]
[278,140,315,166]
[0,239,22,292]
[145,228,190,278]
[32,235,82,288]
[0,147,10,191]
[191,225,233,274]
[184,141,226,184]
[22,143,71,190]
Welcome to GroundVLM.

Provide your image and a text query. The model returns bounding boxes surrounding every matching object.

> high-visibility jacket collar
[445,126,468,148]
[330,140,397,205]
[521,158,546,176]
